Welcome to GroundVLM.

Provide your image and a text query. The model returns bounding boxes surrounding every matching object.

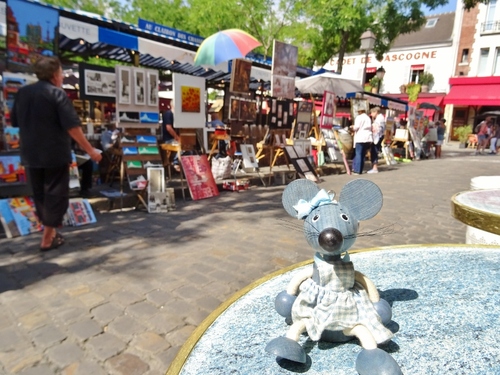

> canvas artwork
[4,127,20,151]
[147,70,159,106]
[272,40,298,78]
[127,161,142,169]
[272,76,295,100]
[128,174,148,190]
[8,197,43,236]
[140,112,160,124]
[147,167,165,195]
[119,112,140,122]
[69,152,80,190]
[230,59,252,94]
[181,86,201,112]
[136,135,157,144]
[143,160,163,168]
[350,98,370,120]
[320,91,335,129]
[0,155,25,185]
[180,155,219,200]
[118,67,131,104]
[148,192,169,213]
[0,199,20,238]
[85,69,116,98]
[66,198,96,226]
[138,146,159,155]
[229,97,240,120]
[122,147,138,155]
[135,69,146,105]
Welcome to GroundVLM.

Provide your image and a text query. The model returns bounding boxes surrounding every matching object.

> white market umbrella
[295,72,362,97]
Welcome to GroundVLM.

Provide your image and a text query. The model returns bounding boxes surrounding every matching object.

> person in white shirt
[368,107,386,173]
[351,109,373,174]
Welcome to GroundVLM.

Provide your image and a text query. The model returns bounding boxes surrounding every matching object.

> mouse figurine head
[282,178,383,257]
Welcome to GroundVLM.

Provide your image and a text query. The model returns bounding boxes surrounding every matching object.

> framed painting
[147,70,159,107]
[229,97,240,120]
[230,59,252,94]
[118,66,131,105]
[134,69,146,106]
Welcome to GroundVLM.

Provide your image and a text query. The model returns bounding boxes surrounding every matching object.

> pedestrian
[11,56,102,251]
[351,109,373,175]
[435,120,446,158]
[368,107,386,173]
[161,100,181,171]
[489,123,500,154]
[475,117,491,155]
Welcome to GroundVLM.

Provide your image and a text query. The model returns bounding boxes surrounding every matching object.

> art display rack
[120,135,162,191]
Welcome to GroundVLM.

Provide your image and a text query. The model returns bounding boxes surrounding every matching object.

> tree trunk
[336,30,350,74]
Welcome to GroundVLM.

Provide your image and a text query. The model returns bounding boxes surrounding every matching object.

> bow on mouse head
[282,179,383,256]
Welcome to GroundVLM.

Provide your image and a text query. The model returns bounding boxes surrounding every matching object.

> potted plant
[453,124,473,148]
[419,72,434,93]
[369,76,381,93]
[364,83,372,92]
[399,84,407,93]
[406,82,421,102]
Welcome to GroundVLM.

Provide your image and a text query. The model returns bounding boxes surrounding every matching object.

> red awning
[443,76,500,106]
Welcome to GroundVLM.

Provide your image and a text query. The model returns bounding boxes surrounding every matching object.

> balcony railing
[481,21,500,34]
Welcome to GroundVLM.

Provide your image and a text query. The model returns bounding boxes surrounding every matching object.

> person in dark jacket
[12,57,102,251]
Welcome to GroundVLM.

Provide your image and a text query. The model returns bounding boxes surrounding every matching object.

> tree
[44,0,122,18]
[297,0,448,73]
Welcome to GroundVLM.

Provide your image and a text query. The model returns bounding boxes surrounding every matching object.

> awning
[443,76,500,106]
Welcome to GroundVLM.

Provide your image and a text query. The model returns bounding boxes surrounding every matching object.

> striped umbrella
[194,29,261,66]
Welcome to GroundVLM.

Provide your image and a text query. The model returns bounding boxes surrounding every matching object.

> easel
[255,128,291,172]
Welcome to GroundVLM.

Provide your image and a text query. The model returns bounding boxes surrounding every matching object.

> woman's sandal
[40,232,65,252]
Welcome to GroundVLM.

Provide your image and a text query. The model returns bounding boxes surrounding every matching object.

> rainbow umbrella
[194,29,262,66]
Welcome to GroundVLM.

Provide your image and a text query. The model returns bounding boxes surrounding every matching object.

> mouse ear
[339,179,383,221]
[282,179,321,218]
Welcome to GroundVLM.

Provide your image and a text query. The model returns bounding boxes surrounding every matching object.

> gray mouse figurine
[266,178,402,375]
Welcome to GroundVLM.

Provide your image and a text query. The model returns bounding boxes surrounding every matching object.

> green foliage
[419,71,434,86]
[453,125,473,144]
[369,76,381,88]
[463,0,490,10]
[406,82,421,102]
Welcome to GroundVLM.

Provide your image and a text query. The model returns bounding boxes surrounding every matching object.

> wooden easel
[255,128,291,171]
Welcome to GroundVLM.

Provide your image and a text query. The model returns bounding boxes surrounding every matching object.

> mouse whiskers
[276,218,303,232]
[344,223,400,240]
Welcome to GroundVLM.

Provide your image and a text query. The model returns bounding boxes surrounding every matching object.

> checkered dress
[291,255,393,344]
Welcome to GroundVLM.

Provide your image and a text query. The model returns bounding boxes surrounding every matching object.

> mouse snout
[318,228,344,253]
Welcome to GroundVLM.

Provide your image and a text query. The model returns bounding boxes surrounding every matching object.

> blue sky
[423,0,458,15]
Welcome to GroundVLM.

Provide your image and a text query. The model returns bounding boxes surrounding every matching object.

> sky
[423,0,458,15]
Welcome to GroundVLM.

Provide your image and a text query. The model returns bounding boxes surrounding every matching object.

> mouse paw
[265,336,306,363]
[356,348,402,375]
[373,298,392,325]
[274,291,296,319]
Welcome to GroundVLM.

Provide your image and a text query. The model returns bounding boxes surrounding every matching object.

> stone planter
[421,85,429,93]
[371,87,378,93]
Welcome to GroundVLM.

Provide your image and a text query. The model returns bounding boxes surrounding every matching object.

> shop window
[478,48,489,76]
[461,49,469,63]
[426,18,438,28]
[494,48,500,76]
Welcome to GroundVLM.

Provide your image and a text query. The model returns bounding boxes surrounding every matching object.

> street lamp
[376,66,386,93]
[360,29,376,87]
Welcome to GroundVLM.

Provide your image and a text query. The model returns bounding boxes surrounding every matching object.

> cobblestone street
[0,143,498,374]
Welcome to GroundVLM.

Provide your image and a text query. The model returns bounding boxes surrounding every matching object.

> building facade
[444,0,500,139]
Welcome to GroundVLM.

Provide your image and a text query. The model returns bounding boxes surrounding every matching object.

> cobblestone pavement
[0,143,499,375]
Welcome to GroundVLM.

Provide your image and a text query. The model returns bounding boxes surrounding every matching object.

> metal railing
[481,21,500,34]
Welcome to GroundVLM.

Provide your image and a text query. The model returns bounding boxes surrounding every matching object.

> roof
[391,12,455,49]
